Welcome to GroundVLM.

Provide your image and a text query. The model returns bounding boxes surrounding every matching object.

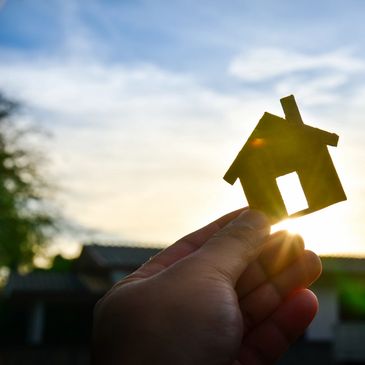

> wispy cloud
[0,49,362,256]
[0,0,364,256]
[0,53,254,245]
[274,74,348,105]
[229,48,365,81]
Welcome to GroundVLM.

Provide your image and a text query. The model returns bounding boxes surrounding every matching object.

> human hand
[92,208,322,365]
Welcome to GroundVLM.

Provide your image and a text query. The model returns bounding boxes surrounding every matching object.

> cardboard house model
[224,95,347,223]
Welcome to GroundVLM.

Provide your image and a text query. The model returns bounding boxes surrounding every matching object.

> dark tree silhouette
[0,93,56,270]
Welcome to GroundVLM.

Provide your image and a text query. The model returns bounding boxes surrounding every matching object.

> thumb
[193,209,270,284]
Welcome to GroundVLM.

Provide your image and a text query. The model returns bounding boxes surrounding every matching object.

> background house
[281,256,365,364]
[1,247,365,365]
[0,244,161,365]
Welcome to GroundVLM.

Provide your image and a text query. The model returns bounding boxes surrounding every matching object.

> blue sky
[0,0,364,256]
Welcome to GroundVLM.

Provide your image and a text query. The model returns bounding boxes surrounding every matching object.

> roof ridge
[85,242,164,249]
[320,255,365,260]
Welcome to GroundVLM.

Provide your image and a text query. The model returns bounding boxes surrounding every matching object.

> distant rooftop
[78,245,365,274]
[76,244,162,271]
[4,272,88,298]
[4,246,365,301]
[320,256,365,274]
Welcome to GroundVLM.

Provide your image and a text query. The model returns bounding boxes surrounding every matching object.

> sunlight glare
[276,172,308,215]
[272,204,356,257]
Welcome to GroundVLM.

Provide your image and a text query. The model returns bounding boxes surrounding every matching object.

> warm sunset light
[272,167,354,256]
[2,2,365,364]
[276,172,308,215]
[250,137,266,148]
[0,1,364,260]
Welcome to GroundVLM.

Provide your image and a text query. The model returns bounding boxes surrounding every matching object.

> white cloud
[0,46,363,256]
[274,74,348,105]
[229,48,365,81]
[0,55,258,244]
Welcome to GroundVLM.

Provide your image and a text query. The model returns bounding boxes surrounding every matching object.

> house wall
[239,172,288,221]
[307,285,339,341]
[334,322,365,362]
[298,149,346,211]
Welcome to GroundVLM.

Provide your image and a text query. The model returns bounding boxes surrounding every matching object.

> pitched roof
[4,272,88,297]
[4,245,164,298]
[255,113,338,145]
[320,256,365,274]
[78,244,162,270]
[224,112,339,185]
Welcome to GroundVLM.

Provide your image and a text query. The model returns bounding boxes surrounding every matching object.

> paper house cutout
[224,95,347,223]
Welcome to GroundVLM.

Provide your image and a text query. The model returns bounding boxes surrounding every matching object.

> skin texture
[92,208,322,365]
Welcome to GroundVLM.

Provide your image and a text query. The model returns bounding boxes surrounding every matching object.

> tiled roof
[320,256,365,273]
[79,245,365,273]
[4,245,164,297]
[84,244,162,269]
[4,272,88,297]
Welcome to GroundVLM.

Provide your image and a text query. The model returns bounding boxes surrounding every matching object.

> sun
[271,172,355,256]
[222,159,357,257]
[272,205,357,256]
[273,216,328,254]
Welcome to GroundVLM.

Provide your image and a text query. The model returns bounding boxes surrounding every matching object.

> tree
[0,93,56,271]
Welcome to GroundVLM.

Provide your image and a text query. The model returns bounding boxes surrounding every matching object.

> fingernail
[236,209,270,231]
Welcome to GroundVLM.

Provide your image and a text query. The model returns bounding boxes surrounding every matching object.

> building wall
[307,285,339,341]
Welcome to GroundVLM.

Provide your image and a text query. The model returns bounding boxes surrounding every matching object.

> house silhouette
[224,95,347,222]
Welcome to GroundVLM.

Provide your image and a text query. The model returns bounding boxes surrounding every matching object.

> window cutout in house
[276,172,308,215]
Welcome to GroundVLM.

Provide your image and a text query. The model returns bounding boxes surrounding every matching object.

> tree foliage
[0,93,56,270]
